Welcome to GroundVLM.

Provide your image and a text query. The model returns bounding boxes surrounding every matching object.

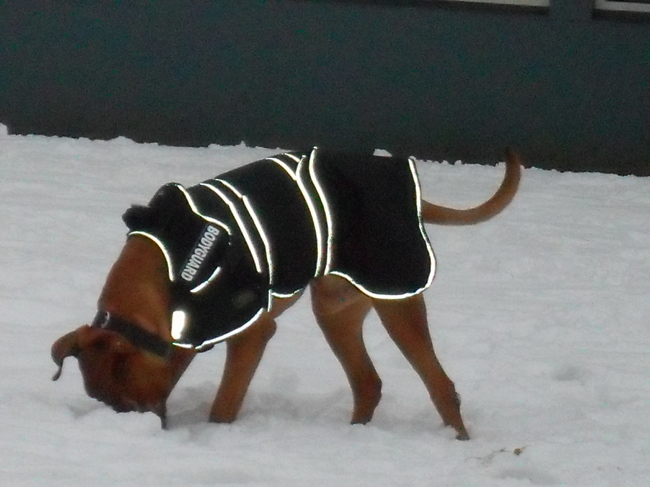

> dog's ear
[122,204,153,231]
[51,326,87,381]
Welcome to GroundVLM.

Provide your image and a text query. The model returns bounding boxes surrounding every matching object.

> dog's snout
[88,387,142,414]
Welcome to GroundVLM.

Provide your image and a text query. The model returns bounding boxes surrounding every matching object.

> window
[595,0,650,13]
[435,0,549,5]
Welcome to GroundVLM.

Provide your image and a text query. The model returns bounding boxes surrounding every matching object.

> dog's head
[52,325,188,427]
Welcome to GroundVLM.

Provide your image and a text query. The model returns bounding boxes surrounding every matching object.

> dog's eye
[91,338,109,352]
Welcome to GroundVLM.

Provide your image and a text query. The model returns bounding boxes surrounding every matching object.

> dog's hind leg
[311,277,382,424]
[373,295,469,440]
[209,315,278,423]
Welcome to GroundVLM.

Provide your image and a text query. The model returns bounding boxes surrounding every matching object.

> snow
[1,130,648,486]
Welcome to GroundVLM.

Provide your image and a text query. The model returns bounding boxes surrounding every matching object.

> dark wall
[1,0,648,174]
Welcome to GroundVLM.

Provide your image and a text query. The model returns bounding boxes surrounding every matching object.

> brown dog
[52,149,521,440]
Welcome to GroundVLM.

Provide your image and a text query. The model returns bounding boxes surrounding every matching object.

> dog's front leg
[209,315,277,423]
[373,295,469,440]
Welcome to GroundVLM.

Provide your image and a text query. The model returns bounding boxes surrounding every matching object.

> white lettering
[181,226,221,282]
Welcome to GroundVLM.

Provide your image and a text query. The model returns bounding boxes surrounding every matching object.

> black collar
[92,310,173,359]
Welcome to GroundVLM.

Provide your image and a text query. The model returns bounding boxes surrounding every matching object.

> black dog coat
[123,149,435,350]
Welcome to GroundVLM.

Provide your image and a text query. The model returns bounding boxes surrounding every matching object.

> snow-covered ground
[0,131,648,487]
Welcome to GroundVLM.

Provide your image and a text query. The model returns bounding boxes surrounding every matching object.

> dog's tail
[421,149,522,225]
